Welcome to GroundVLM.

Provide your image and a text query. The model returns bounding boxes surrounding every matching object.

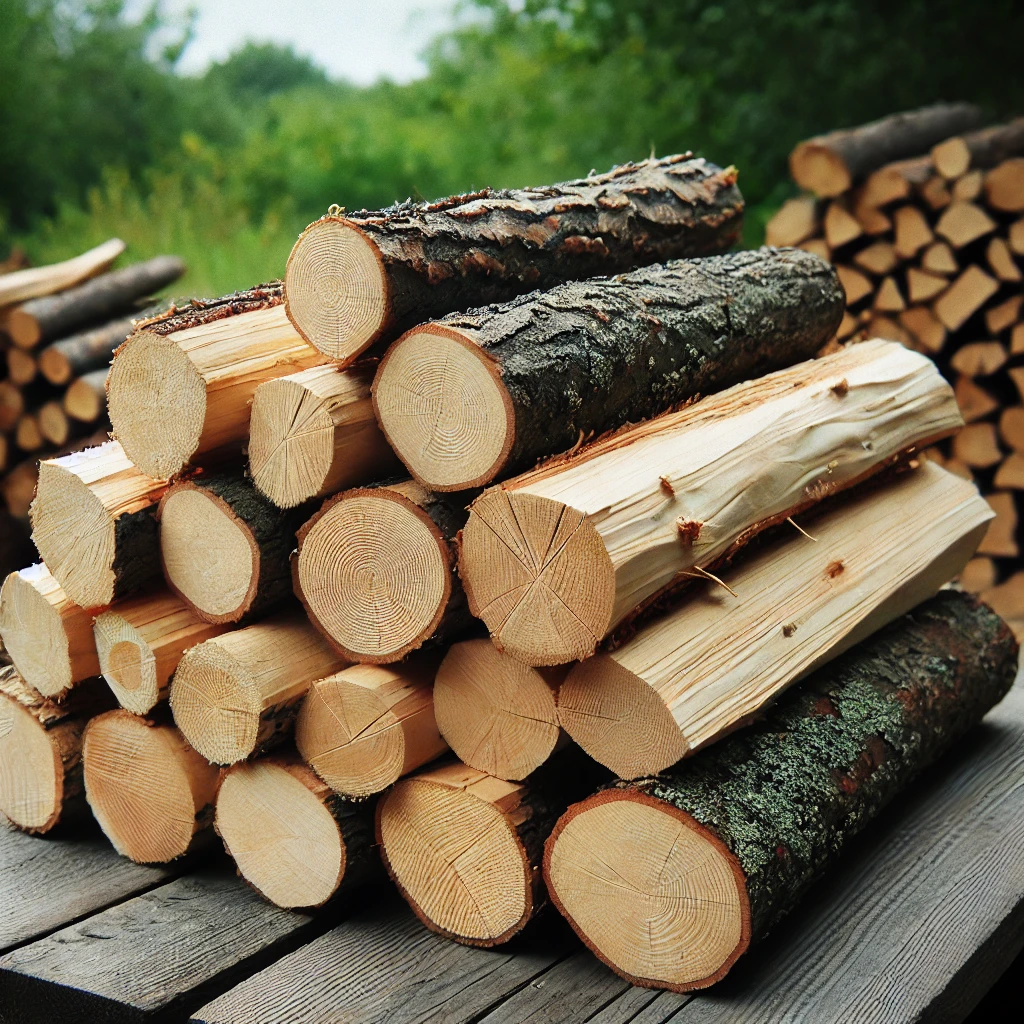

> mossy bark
[111,506,163,603]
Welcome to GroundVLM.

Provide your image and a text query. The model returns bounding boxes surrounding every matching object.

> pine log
[853,241,897,275]
[3,257,184,350]
[374,249,843,491]
[987,237,1022,282]
[0,239,124,309]
[951,169,984,202]
[216,753,378,909]
[248,362,400,509]
[107,284,327,479]
[434,638,567,781]
[376,751,607,947]
[935,202,997,249]
[953,376,999,423]
[82,710,219,863]
[789,104,983,197]
[459,341,963,665]
[295,654,447,798]
[544,591,1017,993]
[284,155,744,364]
[959,555,997,593]
[933,266,999,331]
[953,422,1002,468]
[977,492,1018,558]
[93,589,230,715]
[949,340,1007,377]
[294,480,472,663]
[37,400,70,447]
[892,205,932,259]
[169,613,347,765]
[899,306,946,353]
[14,413,42,452]
[835,265,873,306]
[921,241,958,274]
[986,295,1023,335]
[0,563,99,697]
[158,472,307,624]
[0,379,23,431]
[763,197,818,247]
[38,315,136,385]
[822,203,861,249]
[63,367,108,422]
[29,440,167,608]
[985,159,1024,212]
[557,463,990,779]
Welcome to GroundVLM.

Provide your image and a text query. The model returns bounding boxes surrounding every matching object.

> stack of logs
[767,103,1024,628]
[0,152,1018,996]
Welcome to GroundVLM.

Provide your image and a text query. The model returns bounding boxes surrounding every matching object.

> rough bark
[130,281,282,337]
[0,238,124,309]
[110,507,162,603]
[38,315,138,385]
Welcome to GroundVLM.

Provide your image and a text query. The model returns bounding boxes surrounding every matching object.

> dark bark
[962,118,1024,169]
[135,281,282,339]
[111,505,162,603]
[38,315,137,385]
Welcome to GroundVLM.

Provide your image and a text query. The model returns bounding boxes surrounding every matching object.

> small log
[994,453,1024,489]
[987,237,1022,282]
[872,276,905,313]
[158,472,307,624]
[921,241,958,274]
[93,589,229,715]
[169,612,347,765]
[374,249,843,491]
[459,341,963,665]
[959,556,997,593]
[7,347,36,386]
[37,315,136,385]
[107,284,327,479]
[932,137,971,180]
[954,422,1002,467]
[952,170,984,202]
[216,753,378,908]
[835,264,873,306]
[37,400,70,447]
[945,119,1024,173]
[859,157,929,208]
[0,239,124,309]
[544,591,1017,993]
[985,159,1024,212]
[953,376,999,423]
[294,481,471,663]
[949,340,1007,377]
[63,367,108,422]
[14,414,42,452]
[851,194,891,234]
[906,267,948,304]
[935,202,997,249]
[434,638,567,781]
[978,492,1018,558]
[29,440,167,608]
[0,563,99,698]
[557,463,990,778]
[933,266,999,331]
[986,295,1023,335]
[981,572,1024,624]
[764,197,818,247]
[0,379,24,431]
[899,307,946,353]
[853,241,897,275]
[82,710,219,863]
[248,362,400,509]
[1,459,37,519]
[284,156,744,364]
[892,205,933,259]
[1013,323,1024,356]
[822,203,861,248]
[296,654,447,798]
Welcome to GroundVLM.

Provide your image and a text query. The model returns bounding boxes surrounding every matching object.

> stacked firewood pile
[767,103,1024,626]
[0,155,1019,996]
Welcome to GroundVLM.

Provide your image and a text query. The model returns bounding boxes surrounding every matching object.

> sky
[131,1,463,84]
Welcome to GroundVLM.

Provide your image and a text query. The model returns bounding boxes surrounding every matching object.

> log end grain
[789,143,852,198]
[93,611,162,715]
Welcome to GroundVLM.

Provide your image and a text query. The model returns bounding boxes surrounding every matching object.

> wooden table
[1,680,1023,1023]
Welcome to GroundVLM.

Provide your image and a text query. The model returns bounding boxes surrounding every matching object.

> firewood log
[959,555,997,593]
[14,413,42,451]
[921,241,958,274]
[985,159,1024,212]
[935,202,997,249]
[932,118,1024,178]
[949,340,1007,377]
[38,315,136,385]
[933,266,999,331]
[822,203,861,248]
[987,237,1022,282]
[763,197,818,247]
[0,379,23,431]
[892,205,932,258]
[952,170,984,202]
[63,367,108,422]
[0,238,124,309]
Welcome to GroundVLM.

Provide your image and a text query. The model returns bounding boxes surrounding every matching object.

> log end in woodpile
[82,710,219,863]
[64,368,108,423]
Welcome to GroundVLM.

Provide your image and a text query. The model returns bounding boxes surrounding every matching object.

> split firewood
[797,237,830,261]
[788,103,982,197]
[932,266,999,331]
[169,612,347,765]
[920,175,953,211]
[953,376,999,423]
[0,238,124,309]
[295,654,447,798]
[82,710,219,863]
[994,453,1024,489]
[433,638,567,781]
[15,413,42,452]
[29,440,167,608]
[921,241,958,274]
[892,205,933,258]
[248,362,400,509]
[987,237,1022,282]
[899,307,946,353]
[93,589,229,714]
[864,315,910,346]
[951,170,984,202]
[953,422,1002,468]
[851,195,891,235]
[959,556,997,593]
[1000,408,1024,453]
[949,340,1007,377]
[0,563,99,697]
[63,367,108,422]
[107,283,327,479]
[933,119,1024,178]
[159,472,307,624]
[835,264,873,305]
[1010,218,1024,255]
[38,401,76,448]
[906,267,948,304]
[38,315,136,385]
[216,753,378,909]
[544,591,1016,993]
[986,295,1023,335]
[935,202,997,249]
[763,196,818,247]
[374,249,843,491]
[459,340,963,665]
[285,155,744,364]
[872,276,905,312]
[978,492,1018,558]
[294,481,471,663]
[557,463,990,778]
[985,158,1024,212]
[822,203,861,248]
[859,157,929,208]
[853,241,897,275]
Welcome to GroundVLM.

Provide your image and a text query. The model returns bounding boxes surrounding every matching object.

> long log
[107,284,328,479]
[0,239,124,309]
[158,472,308,624]
[3,257,184,350]
[373,248,843,491]
[38,315,136,385]
[29,440,168,609]
[558,462,990,778]
[789,103,983,197]
[82,710,220,863]
[284,155,744,364]
[459,340,964,665]
[215,753,378,908]
[931,118,1024,179]
[294,480,472,663]
[248,362,400,509]
[544,590,1017,993]
[169,613,348,765]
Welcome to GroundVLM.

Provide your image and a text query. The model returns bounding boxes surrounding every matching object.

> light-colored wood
[0,563,99,697]
[986,295,1023,335]
[985,159,1024,212]
[959,556,997,593]
[835,265,873,306]
[296,655,447,798]
[15,414,43,452]
[981,572,1024,622]
[865,315,910,346]
[7,347,36,385]
[1013,323,1024,356]
[906,267,948,304]
[949,341,1007,377]
[853,241,897,276]
[994,453,1024,489]
[823,203,862,248]
[82,710,218,863]
[873,276,905,312]
[248,362,400,508]
[977,492,1018,558]
[999,408,1024,452]
[1008,366,1024,403]
[37,401,70,447]
[169,613,348,765]
[935,202,996,248]
[93,590,229,715]
[953,422,1002,468]
[921,241,958,274]
[764,197,819,247]
[835,311,858,341]
[459,341,963,665]
[0,239,124,309]
[860,158,929,207]
[63,367,108,422]
[892,205,933,259]
[1010,218,1024,256]
[919,176,952,210]
[933,266,999,331]
[0,380,24,432]
[898,307,945,353]
[988,237,1022,282]
[558,464,989,778]
[944,458,974,482]
[108,305,328,479]
[29,440,167,609]
[797,237,830,260]
[932,137,971,179]
[951,169,984,202]
[433,639,566,781]
[953,376,999,423]
[852,196,891,235]
[1,460,37,519]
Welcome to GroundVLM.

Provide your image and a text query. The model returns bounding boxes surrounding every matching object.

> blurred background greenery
[3,0,1023,297]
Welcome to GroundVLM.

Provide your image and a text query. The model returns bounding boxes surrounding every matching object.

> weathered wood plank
[590,989,692,1024]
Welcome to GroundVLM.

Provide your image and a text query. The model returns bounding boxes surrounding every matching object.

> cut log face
[169,614,347,765]
[932,266,999,331]
[0,564,99,698]
[295,656,447,798]
[29,441,167,609]
[459,340,963,666]
[285,156,743,364]
[949,341,1007,377]
[935,202,997,248]
[433,639,565,781]
[764,196,818,247]
[986,158,1024,212]
[899,306,946,353]
[38,316,135,386]
[921,241,958,274]
[892,205,933,258]
[82,711,219,863]
[64,367,109,422]
[248,363,400,509]
[557,463,991,779]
